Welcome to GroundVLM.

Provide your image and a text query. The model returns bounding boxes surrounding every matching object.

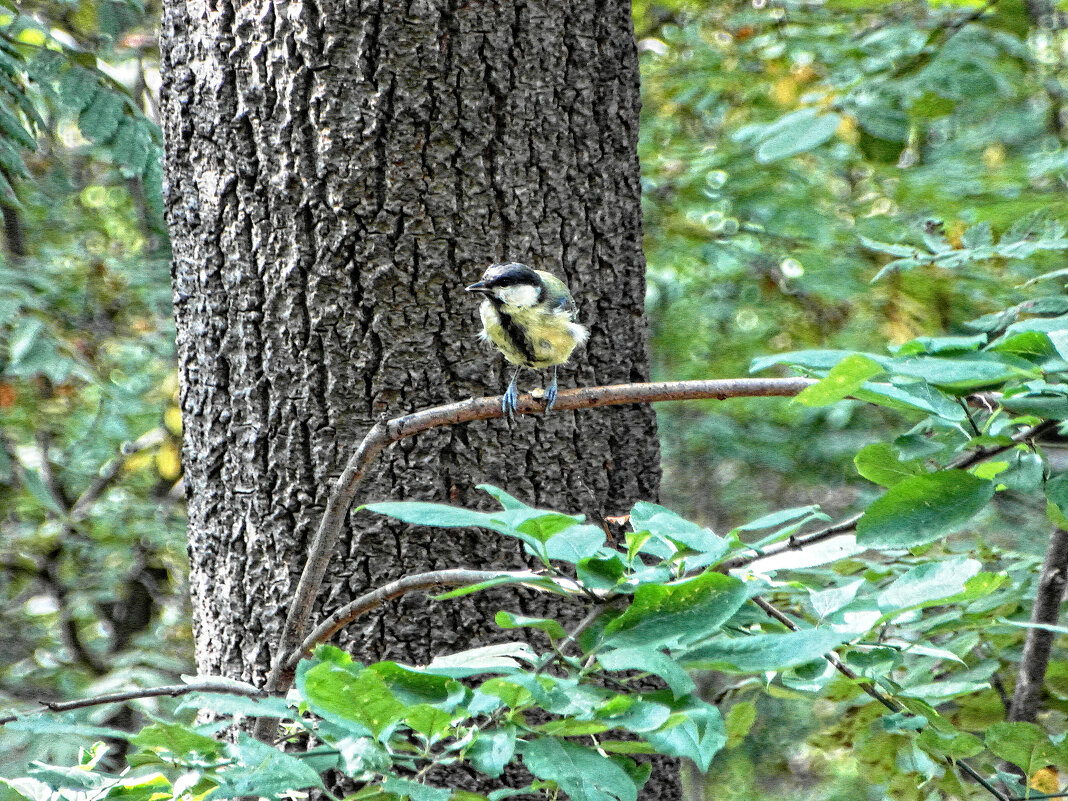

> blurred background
[1,0,1065,797]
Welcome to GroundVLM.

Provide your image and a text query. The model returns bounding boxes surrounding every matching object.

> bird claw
[544,381,558,413]
[502,381,519,421]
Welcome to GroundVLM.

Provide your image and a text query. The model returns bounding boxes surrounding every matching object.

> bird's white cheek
[496,284,540,307]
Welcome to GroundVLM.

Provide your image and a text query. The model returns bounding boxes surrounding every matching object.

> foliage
[1,0,1068,799]
[2,343,1067,801]
[0,0,188,772]
[637,0,1068,530]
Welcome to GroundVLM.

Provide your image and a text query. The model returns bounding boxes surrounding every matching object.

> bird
[465,262,589,420]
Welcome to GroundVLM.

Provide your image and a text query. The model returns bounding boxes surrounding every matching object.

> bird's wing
[536,271,578,317]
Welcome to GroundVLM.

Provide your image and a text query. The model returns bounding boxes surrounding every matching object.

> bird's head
[465,262,544,308]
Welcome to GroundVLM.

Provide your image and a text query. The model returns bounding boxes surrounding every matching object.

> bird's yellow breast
[479,301,586,368]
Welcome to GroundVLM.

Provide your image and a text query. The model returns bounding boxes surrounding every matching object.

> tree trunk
[160,0,669,795]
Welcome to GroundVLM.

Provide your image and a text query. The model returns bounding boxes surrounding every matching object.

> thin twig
[71,428,166,520]
[532,602,620,677]
[0,681,270,726]
[281,569,555,671]
[752,597,1011,801]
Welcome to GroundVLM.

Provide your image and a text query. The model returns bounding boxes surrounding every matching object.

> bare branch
[1008,527,1068,723]
[0,681,269,726]
[281,568,553,670]
[71,428,166,520]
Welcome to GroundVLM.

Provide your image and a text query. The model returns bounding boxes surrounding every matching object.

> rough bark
[160,0,669,795]
[1007,527,1068,724]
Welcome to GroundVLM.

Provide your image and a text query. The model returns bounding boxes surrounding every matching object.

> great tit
[466,262,589,420]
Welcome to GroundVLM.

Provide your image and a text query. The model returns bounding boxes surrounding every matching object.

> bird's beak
[465,281,490,293]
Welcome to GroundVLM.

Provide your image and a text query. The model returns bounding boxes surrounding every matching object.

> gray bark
[160,0,671,795]
[1007,527,1068,724]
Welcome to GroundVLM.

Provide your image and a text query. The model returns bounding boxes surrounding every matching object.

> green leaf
[852,381,966,421]
[535,719,612,736]
[431,572,563,600]
[370,661,454,705]
[629,502,725,556]
[178,692,296,720]
[856,470,995,549]
[755,110,841,163]
[1046,472,1068,524]
[734,506,823,532]
[877,557,981,616]
[809,579,865,619]
[1001,390,1068,420]
[78,90,125,143]
[598,741,657,755]
[58,67,99,112]
[681,627,855,672]
[641,694,726,772]
[854,443,924,487]
[424,642,537,678]
[364,501,499,530]
[112,117,154,177]
[724,701,757,748]
[467,726,517,779]
[602,572,747,649]
[519,738,639,801]
[543,524,606,562]
[0,777,60,801]
[918,728,984,759]
[886,353,1037,392]
[857,236,920,258]
[0,105,34,149]
[495,611,566,640]
[336,736,391,776]
[299,661,405,738]
[751,349,875,374]
[598,698,673,734]
[25,763,114,793]
[404,705,453,739]
[213,734,325,798]
[577,554,626,590]
[597,647,696,699]
[986,722,1068,775]
[513,511,587,543]
[130,721,222,758]
[794,354,883,407]
[477,484,530,510]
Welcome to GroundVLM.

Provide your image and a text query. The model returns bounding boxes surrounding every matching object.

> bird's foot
[502,381,520,421]
[544,370,558,413]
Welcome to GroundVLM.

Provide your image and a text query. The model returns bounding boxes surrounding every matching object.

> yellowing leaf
[164,406,184,435]
[156,442,182,480]
[1030,766,1060,794]
[971,461,1009,480]
[124,451,154,473]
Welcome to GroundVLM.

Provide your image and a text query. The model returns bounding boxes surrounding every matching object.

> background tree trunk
[160,0,669,794]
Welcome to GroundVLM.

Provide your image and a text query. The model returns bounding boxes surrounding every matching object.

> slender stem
[532,602,617,677]
[281,569,552,671]
[0,681,269,726]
